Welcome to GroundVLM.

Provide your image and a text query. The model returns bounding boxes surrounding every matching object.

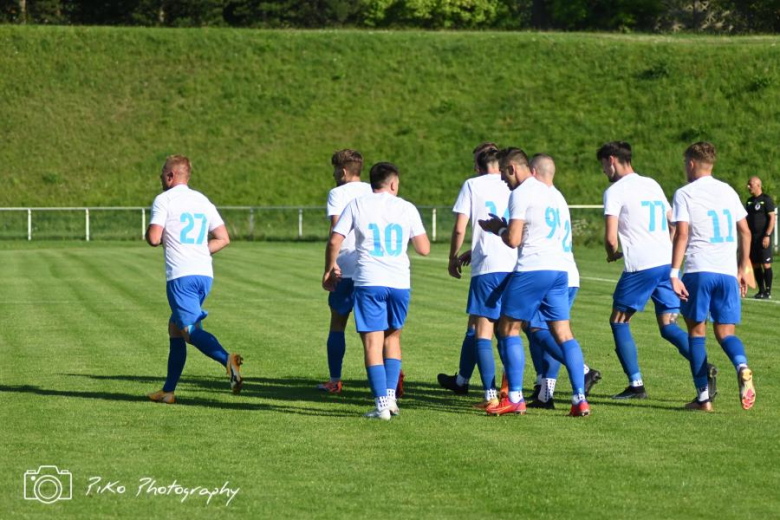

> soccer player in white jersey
[324,162,429,420]
[524,155,601,409]
[670,142,756,412]
[480,148,591,417]
[317,149,373,394]
[145,155,242,404]
[437,145,516,408]
[597,141,715,400]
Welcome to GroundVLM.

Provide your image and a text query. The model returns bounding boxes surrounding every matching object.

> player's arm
[412,233,431,257]
[208,225,230,255]
[323,232,345,291]
[737,218,752,297]
[604,215,623,262]
[666,210,677,241]
[763,209,776,249]
[670,221,689,301]
[145,224,163,247]
[329,215,339,235]
[448,213,469,278]
[478,215,521,248]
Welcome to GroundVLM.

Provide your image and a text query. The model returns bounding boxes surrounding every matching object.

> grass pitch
[1,241,779,518]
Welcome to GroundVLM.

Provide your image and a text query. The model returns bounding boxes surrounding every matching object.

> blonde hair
[163,155,192,178]
[684,142,716,164]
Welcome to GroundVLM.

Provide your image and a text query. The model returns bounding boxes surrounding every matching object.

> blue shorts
[353,286,411,333]
[613,264,680,314]
[680,272,741,324]
[467,272,511,320]
[328,277,355,316]
[501,271,569,323]
[530,287,579,330]
[166,275,212,330]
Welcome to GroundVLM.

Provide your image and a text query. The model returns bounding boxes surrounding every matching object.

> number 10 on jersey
[368,223,403,257]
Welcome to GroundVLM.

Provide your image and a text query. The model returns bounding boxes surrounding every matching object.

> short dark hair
[473,141,498,155]
[331,149,363,177]
[684,142,717,164]
[475,147,500,173]
[369,162,399,190]
[596,141,632,164]
[498,147,530,169]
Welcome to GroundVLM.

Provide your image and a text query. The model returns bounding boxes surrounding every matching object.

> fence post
[141,208,146,240]
[249,208,255,239]
[432,208,437,242]
[775,208,778,253]
[27,209,32,241]
[298,208,303,239]
[85,208,90,242]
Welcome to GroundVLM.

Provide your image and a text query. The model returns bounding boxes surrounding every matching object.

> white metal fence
[0,206,777,251]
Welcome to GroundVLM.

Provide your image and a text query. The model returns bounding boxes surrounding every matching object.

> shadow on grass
[60,373,482,415]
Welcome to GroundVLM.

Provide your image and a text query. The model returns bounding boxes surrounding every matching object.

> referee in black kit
[746,176,776,299]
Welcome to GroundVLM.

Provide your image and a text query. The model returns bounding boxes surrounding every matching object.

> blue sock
[504,336,524,394]
[163,337,187,392]
[384,358,402,393]
[561,339,586,397]
[188,328,229,366]
[497,336,507,367]
[610,322,642,382]
[689,336,708,390]
[327,331,346,380]
[660,323,691,361]
[719,335,748,369]
[530,329,563,378]
[366,364,387,399]
[526,329,545,378]
[475,338,496,390]
[458,329,477,379]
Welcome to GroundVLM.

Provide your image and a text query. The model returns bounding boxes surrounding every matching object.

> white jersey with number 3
[510,177,571,273]
[333,192,426,289]
[150,185,224,281]
[327,181,373,279]
[603,173,673,272]
[452,174,517,277]
[672,176,747,277]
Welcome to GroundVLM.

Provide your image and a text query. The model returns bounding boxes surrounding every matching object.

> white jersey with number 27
[333,192,426,289]
[150,185,224,281]
[510,176,572,273]
[672,176,747,277]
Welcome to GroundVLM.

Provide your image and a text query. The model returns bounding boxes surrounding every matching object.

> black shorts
[750,239,773,265]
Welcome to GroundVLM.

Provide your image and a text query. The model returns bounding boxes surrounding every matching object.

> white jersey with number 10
[333,192,426,289]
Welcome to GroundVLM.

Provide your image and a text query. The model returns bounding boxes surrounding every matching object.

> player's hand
[671,277,688,301]
[607,251,623,263]
[763,236,771,249]
[322,267,341,292]
[478,214,507,235]
[737,272,749,298]
[458,250,472,267]
[448,256,462,279]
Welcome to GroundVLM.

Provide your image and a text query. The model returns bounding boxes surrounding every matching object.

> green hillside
[0,27,778,208]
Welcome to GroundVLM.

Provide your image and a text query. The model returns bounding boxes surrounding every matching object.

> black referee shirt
[746,193,776,237]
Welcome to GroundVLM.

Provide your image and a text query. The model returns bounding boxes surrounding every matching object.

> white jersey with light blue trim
[509,176,572,273]
[150,185,224,281]
[452,173,517,277]
[603,173,673,272]
[672,176,747,277]
[553,189,580,288]
[333,192,427,289]
[327,181,373,279]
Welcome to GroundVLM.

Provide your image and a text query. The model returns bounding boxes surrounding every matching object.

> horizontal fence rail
[0,206,777,251]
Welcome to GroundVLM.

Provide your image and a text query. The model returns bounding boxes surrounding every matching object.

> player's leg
[761,240,773,298]
[750,241,765,297]
[679,272,713,411]
[148,319,186,404]
[486,316,526,415]
[319,278,353,393]
[383,288,410,414]
[710,275,755,410]
[437,315,475,395]
[473,316,499,407]
[354,286,392,420]
[525,312,548,400]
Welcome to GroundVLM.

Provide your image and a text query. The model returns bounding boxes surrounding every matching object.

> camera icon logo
[24,466,73,504]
